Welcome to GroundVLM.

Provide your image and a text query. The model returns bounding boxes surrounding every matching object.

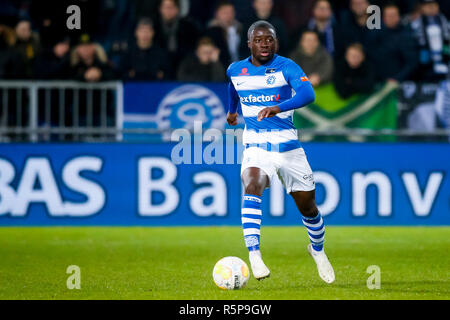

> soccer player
[226,21,335,283]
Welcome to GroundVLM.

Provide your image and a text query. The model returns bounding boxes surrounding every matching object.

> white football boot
[249,250,270,280]
[307,244,335,284]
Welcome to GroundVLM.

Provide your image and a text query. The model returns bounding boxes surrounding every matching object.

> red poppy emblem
[239,68,250,76]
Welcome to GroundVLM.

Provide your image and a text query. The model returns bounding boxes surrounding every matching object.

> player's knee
[244,182,264,197]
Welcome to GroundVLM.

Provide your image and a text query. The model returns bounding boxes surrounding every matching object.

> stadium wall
[0,143,448,226]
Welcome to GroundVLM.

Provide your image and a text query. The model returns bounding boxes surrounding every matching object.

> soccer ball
[212,256,249,290]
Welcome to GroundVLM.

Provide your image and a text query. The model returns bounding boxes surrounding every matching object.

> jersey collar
[247,54,278,67]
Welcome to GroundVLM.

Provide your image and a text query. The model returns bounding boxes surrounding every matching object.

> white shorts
[241,147,315,193]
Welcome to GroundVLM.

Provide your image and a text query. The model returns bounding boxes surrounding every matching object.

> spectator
[239,0,289,57]
[34,36,71,80]
[153,0,201,79]
[0,1,19,26]
[334,43,376,99]
[373,4,418,83]
[206,1,242,67]
[135,0,190,21]
[290,31,333,87]
[338,0,378,61]
[0,24,23,79]
[29,0,101,49]
[177,37,226,82]
[29,0,69,49]
[402,1,423,25]
[410,0,450,81]
[188,0,218,29]
[134,0,161,22]
[303,0,340,57]
[437,0,450,18]
[13,20,40,78]
[120,18,169,81]
[70,35,114,82]
[276,0,316,34]
[96,0,135,54]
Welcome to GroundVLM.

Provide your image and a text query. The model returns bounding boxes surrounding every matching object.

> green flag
[294,82,398,141]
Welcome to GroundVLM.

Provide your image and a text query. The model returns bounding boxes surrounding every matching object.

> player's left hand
[257,106,281,121]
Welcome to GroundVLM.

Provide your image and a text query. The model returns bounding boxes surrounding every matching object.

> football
[212,256,250,290]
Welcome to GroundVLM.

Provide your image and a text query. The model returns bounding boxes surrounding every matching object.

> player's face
[248,28,277,65]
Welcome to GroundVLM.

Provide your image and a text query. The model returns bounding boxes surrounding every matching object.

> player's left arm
[257,61,315,121]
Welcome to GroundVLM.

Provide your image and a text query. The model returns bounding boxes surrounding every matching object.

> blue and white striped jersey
[227,54,312,153]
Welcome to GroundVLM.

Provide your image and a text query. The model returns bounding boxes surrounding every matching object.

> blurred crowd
[0,0,449,98]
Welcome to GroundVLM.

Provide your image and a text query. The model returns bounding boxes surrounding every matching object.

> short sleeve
[226,62,235,80]
[282,59,311,90]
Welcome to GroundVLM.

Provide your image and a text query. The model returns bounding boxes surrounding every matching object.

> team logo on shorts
[266,75,276,85]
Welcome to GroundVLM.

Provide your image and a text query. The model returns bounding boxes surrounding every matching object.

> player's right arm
[257,59,315,121]
[227,65,239,126]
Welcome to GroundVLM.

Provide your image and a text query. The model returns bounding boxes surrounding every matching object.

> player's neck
[250,54,275,67]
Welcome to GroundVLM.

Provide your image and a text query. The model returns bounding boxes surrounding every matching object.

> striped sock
[241,194,262,252]
[302,212,325,252]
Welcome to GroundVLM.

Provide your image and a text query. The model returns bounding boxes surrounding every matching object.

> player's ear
[247,39,251,49]
[275,39,279,53]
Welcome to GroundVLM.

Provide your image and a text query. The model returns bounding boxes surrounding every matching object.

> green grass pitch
[0,226,449,300]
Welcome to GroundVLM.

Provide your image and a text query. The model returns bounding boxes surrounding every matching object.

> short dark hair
[314,0,331,7]
[160,0,180,8]
[215,0,234,12]
[197,37,215,48]
[347,42,365,55]
[136,17,153,29]
[383,2,399,11]
[300,30,319,40]
[247,20,277,40]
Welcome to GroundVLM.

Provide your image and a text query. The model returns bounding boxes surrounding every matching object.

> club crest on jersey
[266,75,276,85]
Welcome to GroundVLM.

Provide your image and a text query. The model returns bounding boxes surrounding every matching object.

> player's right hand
[227,112,238,126]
